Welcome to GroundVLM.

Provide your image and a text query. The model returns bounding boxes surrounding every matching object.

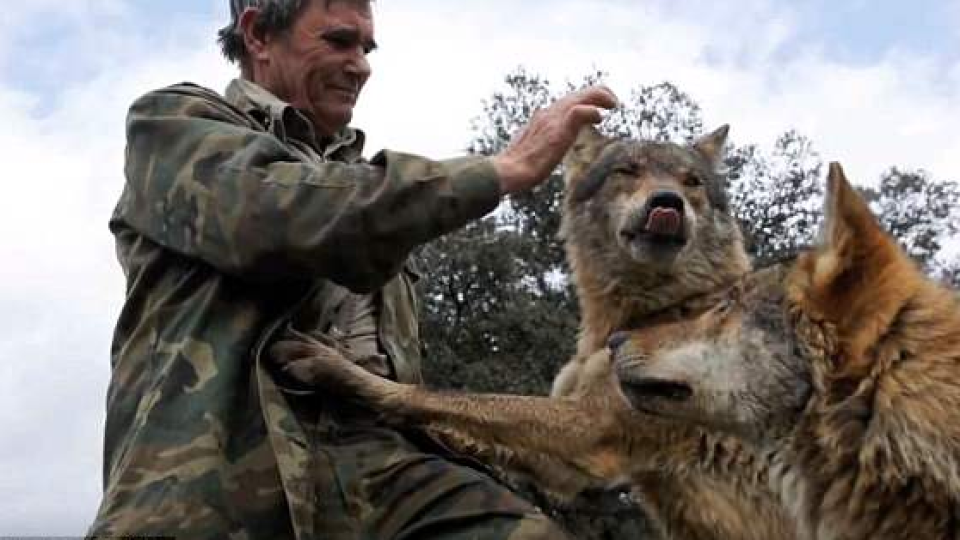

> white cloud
[1,0,958,533]
[0,7,230,534]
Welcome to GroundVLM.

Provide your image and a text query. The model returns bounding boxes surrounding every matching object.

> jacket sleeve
[114,86,502,292]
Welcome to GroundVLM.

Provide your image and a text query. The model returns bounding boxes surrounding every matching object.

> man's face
[254,1,375,138]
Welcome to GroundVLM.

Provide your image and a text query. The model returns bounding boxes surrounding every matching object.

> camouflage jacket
[89,79,502,539]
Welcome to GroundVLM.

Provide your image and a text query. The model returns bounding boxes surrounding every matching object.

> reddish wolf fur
[272,127,800,539]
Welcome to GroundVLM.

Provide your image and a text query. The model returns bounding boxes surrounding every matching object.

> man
[88,0,616,538]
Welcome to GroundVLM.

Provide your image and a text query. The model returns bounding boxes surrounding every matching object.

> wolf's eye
[684,172,704,187]
[611,162,639,176]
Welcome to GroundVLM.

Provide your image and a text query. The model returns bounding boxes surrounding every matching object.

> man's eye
[322,32,376,55]
[324,35,351,48]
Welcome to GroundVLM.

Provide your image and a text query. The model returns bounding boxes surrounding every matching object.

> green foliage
[417,217,577,393]
[418,69,577,394]
[873,168,960,272]
[727,130,824,265]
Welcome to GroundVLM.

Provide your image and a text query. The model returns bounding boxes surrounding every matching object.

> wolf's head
[611,163,929,446]
[561,125,742,275]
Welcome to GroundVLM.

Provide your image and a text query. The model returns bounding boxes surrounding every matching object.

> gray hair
[217,0,371,65]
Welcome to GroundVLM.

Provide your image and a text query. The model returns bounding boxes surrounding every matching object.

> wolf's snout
[648,191,685,212]
[644,192,685,235]
[621,191,687,242]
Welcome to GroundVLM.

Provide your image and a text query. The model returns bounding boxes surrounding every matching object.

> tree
[417,68,578,395]
[726,131,824,265]
[602,81,704,143]
[868,168,960,284]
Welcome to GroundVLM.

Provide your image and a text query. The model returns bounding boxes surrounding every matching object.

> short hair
[217,0,371,65]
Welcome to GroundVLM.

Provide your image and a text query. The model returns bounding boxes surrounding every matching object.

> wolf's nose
[608,331,630,350]
[648,191,684,213]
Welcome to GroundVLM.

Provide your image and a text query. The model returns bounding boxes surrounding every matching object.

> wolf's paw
[268,329,381,398]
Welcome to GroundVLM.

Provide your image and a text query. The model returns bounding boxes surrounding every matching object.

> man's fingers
[560,86,619,111]
[581,85,619,109]
[559,86,617,137]
[567,105,604,128]
[493,85,618,194]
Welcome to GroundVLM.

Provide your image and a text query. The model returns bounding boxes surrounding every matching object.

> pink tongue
[645,208,682,235]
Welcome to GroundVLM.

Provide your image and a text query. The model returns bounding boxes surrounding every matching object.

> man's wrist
[443,156,505,216]
[492,155,526,195]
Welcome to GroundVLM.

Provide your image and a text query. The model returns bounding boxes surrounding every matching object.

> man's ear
[693,125,730,167]
[563,126,614,202]
[239,8,271,63]
[790,163,922,368]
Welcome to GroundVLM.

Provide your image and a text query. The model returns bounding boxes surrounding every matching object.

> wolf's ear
[693,125,730,167]
[791,163,921,368]
[563,125,613,185]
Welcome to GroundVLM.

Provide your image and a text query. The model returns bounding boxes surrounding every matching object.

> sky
[0,0,958,534]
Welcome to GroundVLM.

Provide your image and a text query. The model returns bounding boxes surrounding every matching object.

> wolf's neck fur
[565,223,750,354]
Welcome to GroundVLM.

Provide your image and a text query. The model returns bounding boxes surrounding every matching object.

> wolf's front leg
[269,333,635,483]
[269,330,411,408]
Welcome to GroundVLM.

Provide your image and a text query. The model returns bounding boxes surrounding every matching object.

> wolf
[541,125,794,539]
[271,127,798,539]
[550,124,750,398]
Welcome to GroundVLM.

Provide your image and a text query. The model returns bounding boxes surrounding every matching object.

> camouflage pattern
[89,79,565,539]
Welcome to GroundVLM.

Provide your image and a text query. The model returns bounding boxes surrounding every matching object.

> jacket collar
[225,78,365,160]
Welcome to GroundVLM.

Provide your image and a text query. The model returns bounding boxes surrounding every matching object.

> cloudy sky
[1,0,958,533]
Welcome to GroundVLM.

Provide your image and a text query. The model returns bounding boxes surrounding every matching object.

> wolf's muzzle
[622,191,687,242]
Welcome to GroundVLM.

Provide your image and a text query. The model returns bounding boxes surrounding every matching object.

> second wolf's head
[561,126,748,282]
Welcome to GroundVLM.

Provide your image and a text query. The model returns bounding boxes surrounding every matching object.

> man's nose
[345,53,372,81]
